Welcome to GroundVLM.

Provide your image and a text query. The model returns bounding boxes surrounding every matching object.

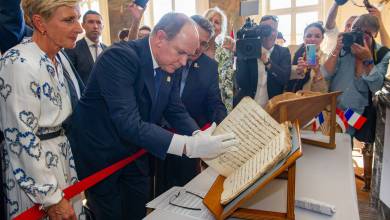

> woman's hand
[47,198,76,220]
[296,57,307,75]
[222,36,235,52]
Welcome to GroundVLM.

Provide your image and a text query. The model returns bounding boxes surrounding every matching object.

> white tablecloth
[145,132,359,220]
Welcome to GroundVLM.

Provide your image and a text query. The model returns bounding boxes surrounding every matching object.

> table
[145,132,359,220]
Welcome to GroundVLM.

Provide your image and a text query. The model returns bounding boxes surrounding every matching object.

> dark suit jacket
[65,38,107,84]
[0,0,32,53]
[234,45,291,106]
[155,54,228,195]
[181,54,227,128]
[68,38,199,193]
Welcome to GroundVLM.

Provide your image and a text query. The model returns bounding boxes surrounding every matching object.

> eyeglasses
[169,190,204,211]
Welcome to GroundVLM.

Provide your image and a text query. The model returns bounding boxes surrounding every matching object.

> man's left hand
[351,39,372,61]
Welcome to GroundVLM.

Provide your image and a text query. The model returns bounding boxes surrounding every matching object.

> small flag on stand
[344,109,367,130]
[312,112,325,132]
[336,108,348,133]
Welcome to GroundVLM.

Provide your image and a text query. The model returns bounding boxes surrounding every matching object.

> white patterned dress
[0,39,84,219]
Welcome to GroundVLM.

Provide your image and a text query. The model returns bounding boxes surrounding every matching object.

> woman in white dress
[0,1,84,219]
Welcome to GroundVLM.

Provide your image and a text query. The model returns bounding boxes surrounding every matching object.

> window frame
[143,0,199,27]
[264,0,323,45]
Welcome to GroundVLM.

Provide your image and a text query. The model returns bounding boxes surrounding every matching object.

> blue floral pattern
[0,38,83,219]
[0,76,12,101]
[215,45,235,112]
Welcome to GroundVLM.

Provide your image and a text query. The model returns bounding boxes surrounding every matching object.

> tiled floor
[353,145,379,220]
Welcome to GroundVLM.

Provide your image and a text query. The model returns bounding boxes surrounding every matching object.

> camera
[235,18,273,60]
[342,31,364,52]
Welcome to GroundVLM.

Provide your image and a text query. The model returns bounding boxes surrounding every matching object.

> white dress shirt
[254,46,273,107]
[84,37,103,62]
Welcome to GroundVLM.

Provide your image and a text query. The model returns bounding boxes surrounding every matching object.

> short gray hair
[152,12,194,40]
[352,14,380,33]
[190,15,215,39]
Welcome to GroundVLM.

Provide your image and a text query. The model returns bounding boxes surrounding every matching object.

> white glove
[185,123,239,158]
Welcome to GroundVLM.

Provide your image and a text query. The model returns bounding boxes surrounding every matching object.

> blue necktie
[179,62,192,97]
[154,68,163,102]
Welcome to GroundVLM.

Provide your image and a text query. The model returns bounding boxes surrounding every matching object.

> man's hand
[367,6,382,21]
[128,3,145,21]
[351,39,372,61]
[186,123,239,158]
[260,53,268,64]
[47,198,76,220]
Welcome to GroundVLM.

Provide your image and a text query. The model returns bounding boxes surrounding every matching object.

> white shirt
[254,46,273,107]
[84,37,103,62]
[321,26,339,55]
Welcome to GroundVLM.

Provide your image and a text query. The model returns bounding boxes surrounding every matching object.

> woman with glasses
[287,22,328,93]
[0,0,84,219]
[204,7,235,112]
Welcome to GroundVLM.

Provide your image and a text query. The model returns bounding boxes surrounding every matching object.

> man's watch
[362,59,374,66]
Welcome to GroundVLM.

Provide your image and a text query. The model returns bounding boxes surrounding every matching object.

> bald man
[68,12,238,220]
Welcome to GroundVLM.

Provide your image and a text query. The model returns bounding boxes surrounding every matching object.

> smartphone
[134,0,149,8]
[305,44,317,66]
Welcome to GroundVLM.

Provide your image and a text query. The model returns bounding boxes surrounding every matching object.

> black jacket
[234,44,291,106]
[64,38,107,84]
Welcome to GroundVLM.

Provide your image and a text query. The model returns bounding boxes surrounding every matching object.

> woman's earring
[42,30,47,35]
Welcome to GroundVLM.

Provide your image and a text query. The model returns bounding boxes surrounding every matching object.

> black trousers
[154,154,199,197]
[85,163,150,220]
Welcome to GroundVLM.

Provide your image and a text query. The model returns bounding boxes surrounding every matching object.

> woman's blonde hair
[22,0,80,25]
[203,6,228,37]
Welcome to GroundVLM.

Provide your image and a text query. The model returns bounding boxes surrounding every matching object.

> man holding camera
[234,15,291,107]
[323,14,390,190]
[323,0,390,54]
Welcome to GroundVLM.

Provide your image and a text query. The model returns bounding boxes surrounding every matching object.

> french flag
[336,108,348,133]
[312,112,325,131]
[344,109,367,130]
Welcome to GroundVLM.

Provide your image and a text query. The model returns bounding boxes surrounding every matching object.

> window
[80,0,101,18]
[145,0,196,27]
[264,0,322,45]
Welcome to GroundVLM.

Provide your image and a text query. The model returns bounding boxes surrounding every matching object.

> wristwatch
[362,59,374,66]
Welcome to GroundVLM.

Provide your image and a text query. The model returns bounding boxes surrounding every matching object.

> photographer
[323,14,390,189]
[323,0,390,54]
[234,15,291,107]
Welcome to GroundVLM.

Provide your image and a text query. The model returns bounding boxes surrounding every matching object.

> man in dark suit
[68,13,238,220]
[65,10,107,84]
[155,15,228,194]
[234,15,291,106]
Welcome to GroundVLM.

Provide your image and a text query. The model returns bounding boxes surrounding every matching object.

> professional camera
[342,31,364,52]
[235,18,273,60]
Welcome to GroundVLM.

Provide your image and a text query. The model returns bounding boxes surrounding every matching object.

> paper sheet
[146,187,214,220]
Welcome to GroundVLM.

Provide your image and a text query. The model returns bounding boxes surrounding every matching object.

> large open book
[203,97,292,205]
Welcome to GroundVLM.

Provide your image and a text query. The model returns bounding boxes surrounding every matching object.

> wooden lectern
[203,123,302,220]
[265,91,341,149]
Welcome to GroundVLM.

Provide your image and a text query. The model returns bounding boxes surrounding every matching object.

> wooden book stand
[203,123,302,220]
[265,91,341,149]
